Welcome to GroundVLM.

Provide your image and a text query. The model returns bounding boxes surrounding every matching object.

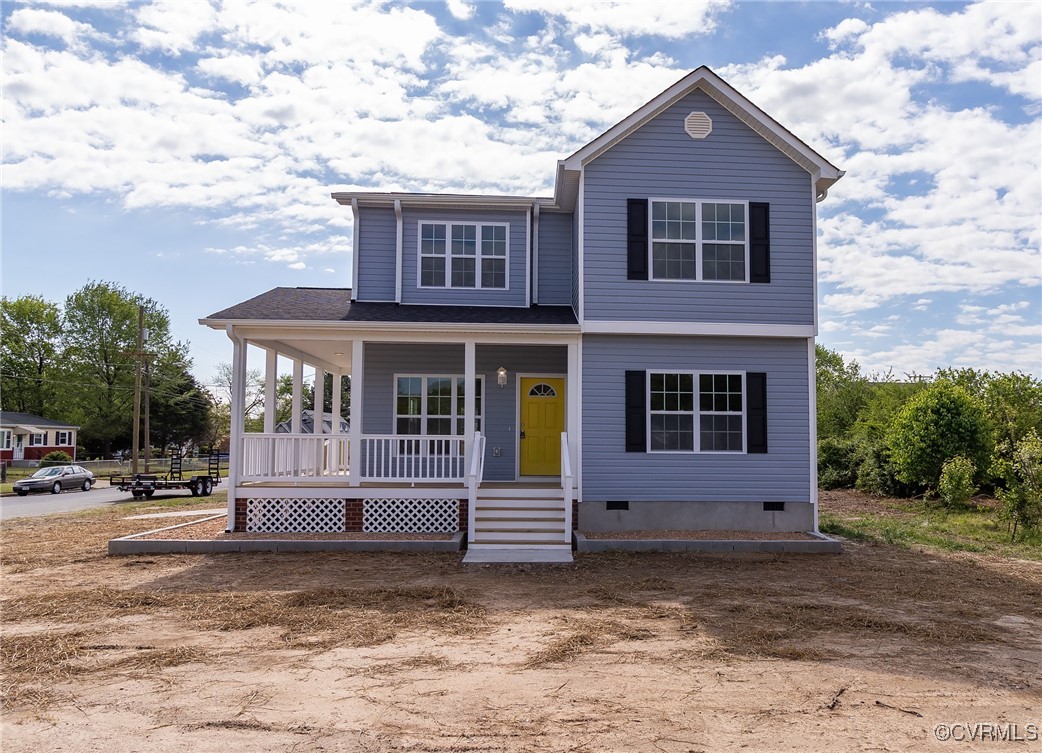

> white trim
[394,199,403,304]
[515,372,568,480]
[349,339,364,487]
[811,175,818,331]
[256,339,339,375]
[334,192,549,209]
[809,337,819,532]
[647,197,750,283]
[532,203,540,305]
[567,339,581,491]
[225,326,246,529]
[237,485,468,500]
[291,359,303,434]
[0,429,10,450]
[350,198,359,301]
[211,323,581,340]
[416,220,511,291]
[577,165,585,323]
[525,207,532,307]
[561,67,843,194]
[582,321,815,337]
[645,369,747,454]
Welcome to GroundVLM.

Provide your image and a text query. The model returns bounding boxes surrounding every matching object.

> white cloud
[6,8,91,45]
[504,0,733,38]
[446,0,475,21]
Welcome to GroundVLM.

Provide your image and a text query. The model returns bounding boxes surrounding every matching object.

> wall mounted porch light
[497,366,508,387]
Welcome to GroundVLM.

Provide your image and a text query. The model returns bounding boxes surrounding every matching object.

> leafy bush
[40,450,72,466]
[998,431,1042,541]
[886,383,990,491]
[855,442,910,497]
[938,456,976,508]
[818,437,861,489]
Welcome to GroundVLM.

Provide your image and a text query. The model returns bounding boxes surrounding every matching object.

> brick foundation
[234,499,247,532]
[345,500,363,531]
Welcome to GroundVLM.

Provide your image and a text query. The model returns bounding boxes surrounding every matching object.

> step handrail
[465,431,486,542]
[561,432,574,543]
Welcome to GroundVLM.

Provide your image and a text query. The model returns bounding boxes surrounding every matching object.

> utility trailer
[111,450,222,500]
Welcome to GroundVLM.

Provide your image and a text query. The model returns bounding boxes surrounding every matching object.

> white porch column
[566,338,580,475]
[291,359,303,434]
[225,327,247,531]
[315,368,326,434]
[348,339,364,486]
[331,372,342,434]
[263,348,277,433]
[464,340,476,465]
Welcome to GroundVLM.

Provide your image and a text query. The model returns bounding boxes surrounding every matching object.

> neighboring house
[274,409,349,435]
[201,67,843,560]
[0,411,79,463]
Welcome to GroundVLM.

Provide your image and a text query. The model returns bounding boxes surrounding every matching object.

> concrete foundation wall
[578,499,814,533]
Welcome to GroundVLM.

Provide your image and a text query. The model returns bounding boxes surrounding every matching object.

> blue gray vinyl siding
[400,208,528,307]
[581,335,811,503]
[356,206,397,302]
[571,207,580,314]
[537,212,573,305]
[363,342,567,481]
[582,89,814,324]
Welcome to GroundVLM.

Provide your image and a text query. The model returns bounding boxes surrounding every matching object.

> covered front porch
[220,324,579,549]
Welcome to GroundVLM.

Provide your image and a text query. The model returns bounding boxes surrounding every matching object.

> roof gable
[561,66,843,197]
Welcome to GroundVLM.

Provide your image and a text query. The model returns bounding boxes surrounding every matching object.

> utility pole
[144,358,151,473]
[132,305,143,476]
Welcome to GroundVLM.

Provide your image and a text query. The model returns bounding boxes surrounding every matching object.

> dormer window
[419,222,509,289]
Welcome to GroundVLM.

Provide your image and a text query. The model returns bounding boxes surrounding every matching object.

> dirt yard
[2,498,1040,752]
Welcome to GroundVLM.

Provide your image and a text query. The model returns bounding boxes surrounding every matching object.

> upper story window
[650,200,748,282]
[648,371,745,453]
[419,222,509,290]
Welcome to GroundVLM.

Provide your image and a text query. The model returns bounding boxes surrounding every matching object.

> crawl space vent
[684,111,712,139]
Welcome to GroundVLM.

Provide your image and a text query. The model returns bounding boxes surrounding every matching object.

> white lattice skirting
[246,498,346,533]
[364,498,459,533]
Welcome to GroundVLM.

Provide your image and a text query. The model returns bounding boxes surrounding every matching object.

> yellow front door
[520,377,565,476]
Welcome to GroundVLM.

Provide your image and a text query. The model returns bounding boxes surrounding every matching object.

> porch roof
[201,287,579,329]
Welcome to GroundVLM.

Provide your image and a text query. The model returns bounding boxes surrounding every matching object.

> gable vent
[684,111,712,139]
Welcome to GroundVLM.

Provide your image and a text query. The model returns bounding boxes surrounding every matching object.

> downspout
[394,199,403,303]
[350,198,359,301]
[224,325,245,533]
[532,203,540,305]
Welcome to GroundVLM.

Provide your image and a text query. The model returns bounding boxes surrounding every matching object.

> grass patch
[819,498,1042,560]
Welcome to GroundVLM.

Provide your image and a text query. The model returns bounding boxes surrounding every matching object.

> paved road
[0,484,204,520]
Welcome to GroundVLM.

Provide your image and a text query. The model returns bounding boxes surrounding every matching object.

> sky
[2,0,1040,391]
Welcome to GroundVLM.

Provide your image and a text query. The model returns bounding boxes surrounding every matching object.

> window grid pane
[648,372,695,452]
[698,373,743,452]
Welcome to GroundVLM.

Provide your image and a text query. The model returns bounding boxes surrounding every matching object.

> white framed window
[55,431,73,446]
[647,371,745,453]
[650,199,748,282]
[29,433,46,446]
[0,430,10,450]
[418,222,509,289]
[394,375,484,436]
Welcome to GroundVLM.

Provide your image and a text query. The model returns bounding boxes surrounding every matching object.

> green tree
[815,345,870,440]
[997,431,1042,541]
[148,349,213,452]
[938,456,976,508]
[60,282,175,457]
[886,382,991,491]
[0,295,63,415]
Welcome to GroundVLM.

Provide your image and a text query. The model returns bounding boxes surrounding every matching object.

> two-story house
[201,67,843,561]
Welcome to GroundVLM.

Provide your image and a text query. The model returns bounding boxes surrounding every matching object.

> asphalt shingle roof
[205,288,578,327]
[0,411,78,429]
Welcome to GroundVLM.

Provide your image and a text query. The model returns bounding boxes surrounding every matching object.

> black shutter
[749,202,770,283]
[746,372,767,453]
[625,370,647,452]
[627,198,648,280]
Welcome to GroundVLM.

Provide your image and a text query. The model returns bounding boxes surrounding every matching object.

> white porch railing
[241,434,350,481]
[561,431,574,543]
[466,431,486,539]
[357,435,466,482]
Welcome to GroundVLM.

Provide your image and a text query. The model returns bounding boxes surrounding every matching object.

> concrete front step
[471,535,571,545]
[463,547,573,564]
